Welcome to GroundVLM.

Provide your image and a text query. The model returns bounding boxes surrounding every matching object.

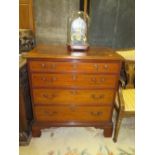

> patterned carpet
[19,118,135,155]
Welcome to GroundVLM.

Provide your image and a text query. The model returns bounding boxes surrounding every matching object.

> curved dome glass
[67,11,90,51]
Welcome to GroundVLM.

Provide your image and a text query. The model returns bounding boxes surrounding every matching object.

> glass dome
[67,11,90,51]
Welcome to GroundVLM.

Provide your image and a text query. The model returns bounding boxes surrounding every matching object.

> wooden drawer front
[31,73,117,88]
[29,61,120,73]
[33,89,114,105]
[35,106,111,122]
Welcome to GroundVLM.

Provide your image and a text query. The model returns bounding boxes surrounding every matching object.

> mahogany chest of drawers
[24,45,123,137]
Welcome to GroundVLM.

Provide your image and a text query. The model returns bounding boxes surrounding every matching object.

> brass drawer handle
[41,63,46,68]
[43,94,56,99]
[94,64,99,71]
[41,77,46,81]
[91,94,104,99]
[44,111,57,116]
[91,77,105,83]
[41,63,56,69]
[70,90,78,95]
[43,94,48,98]
[41,77,57,82]
[91,111,103,116]
[51,77,57,81]
[91,77,97,83]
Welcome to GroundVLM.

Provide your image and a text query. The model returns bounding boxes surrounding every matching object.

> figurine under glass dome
[67,11,90,51]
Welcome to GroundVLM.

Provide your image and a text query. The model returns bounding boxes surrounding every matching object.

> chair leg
[113,111,122,143]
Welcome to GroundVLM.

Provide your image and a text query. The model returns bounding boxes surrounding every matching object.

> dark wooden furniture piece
[113,60,135,142]
[23,45,123,137]
[19,0,35,145]
[19,64,33,145]
[19,0,35,33]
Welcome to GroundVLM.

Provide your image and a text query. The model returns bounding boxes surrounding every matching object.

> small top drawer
[29,61,120,73]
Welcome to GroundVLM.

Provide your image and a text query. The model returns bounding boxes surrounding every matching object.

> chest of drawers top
[23,45,123,61]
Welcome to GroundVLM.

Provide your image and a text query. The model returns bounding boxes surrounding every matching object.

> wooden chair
[113,60,135,142]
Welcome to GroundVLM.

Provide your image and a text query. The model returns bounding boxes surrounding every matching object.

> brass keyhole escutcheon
[73,63,77,69]
[104,64,108,69]
[41,63,46,68]
[72,75,77,80]
[69,104,77,111]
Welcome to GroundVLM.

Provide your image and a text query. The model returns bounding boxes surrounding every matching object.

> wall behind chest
[89,0,135,49]
[33,0,134,48]
[34,0,79,44]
